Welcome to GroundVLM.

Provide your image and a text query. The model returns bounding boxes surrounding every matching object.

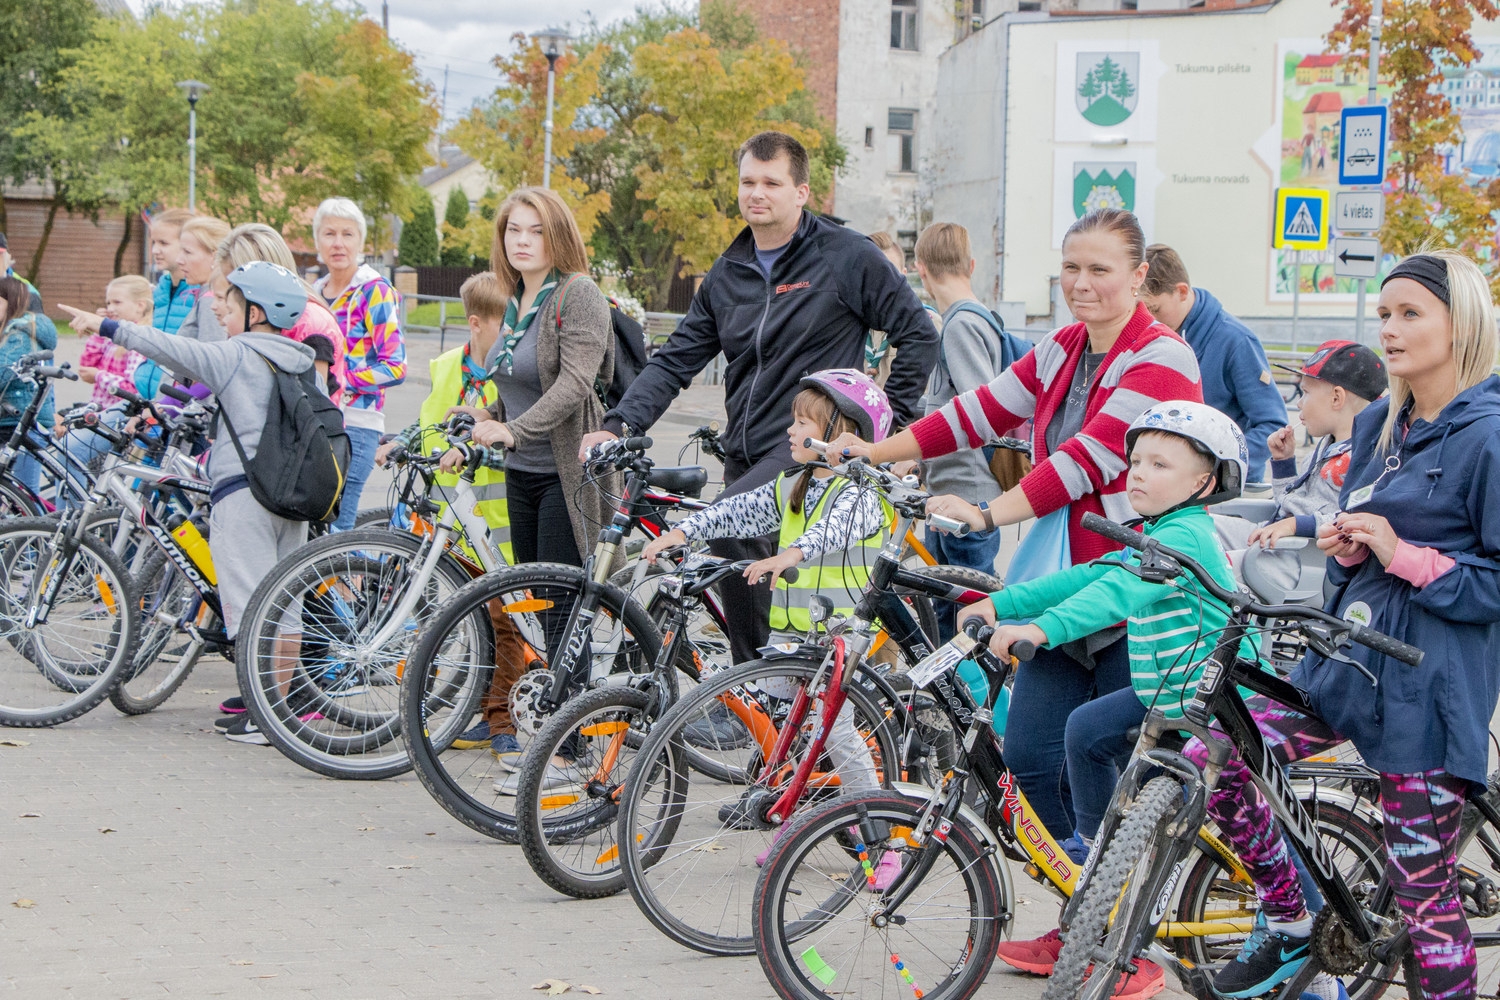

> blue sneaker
[1056,834,1090,865]
[452,721,493,750]
[1212,921,1309,998]
[491,732,523,772]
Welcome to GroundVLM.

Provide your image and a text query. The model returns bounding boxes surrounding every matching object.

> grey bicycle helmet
[225,260,308,331]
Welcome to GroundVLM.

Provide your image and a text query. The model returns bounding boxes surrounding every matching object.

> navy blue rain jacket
[1177,288,1288,483]
[1292,376,1500,787]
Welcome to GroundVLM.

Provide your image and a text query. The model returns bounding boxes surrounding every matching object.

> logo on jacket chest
[775,281,811,295]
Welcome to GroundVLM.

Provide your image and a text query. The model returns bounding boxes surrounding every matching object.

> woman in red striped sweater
[835,208,1202,996]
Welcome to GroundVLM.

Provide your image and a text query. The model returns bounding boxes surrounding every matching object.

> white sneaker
[493,760,582,796]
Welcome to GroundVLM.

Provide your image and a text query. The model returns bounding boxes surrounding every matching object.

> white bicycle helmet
[1124,401,1248,509]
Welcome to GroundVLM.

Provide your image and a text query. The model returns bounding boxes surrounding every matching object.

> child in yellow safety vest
[642,369,901,885]
[376,272,525,761]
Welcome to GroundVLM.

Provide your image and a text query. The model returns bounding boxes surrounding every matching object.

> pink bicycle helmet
[798,368,893,442]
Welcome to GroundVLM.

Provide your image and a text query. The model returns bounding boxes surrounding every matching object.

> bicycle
[513,553,794,899]
[748,608,1387,1000]
[613,448,1011,957]
[232,417,511,779]
[400,434,718,842]
[0,351,95,516]
[1036,513,1444,1000]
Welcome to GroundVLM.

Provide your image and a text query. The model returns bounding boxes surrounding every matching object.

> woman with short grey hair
[311,197,407,531]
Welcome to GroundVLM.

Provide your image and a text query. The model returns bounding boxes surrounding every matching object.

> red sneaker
[1111,960,1165,1000]
[995,927,1062,975]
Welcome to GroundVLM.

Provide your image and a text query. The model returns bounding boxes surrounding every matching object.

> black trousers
[506,467,583,567]
[708,441,795,664]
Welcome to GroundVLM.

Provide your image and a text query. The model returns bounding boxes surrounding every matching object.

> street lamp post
[529,28,572,189]
[176,80,209,212]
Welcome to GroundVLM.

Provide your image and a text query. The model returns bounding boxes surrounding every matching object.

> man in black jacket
[581,131,938,662]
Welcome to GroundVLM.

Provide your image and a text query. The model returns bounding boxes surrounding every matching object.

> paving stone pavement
[11,333,1196,999]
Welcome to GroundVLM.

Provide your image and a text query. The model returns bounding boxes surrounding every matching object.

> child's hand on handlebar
[374,440,397,467]
[579,430,619,463]
[438,447,467,474]
[744,548,803,587]
[989,623,1046,660]
[642,528,687,563]
[925,494,986,531]
[444,405,490,423]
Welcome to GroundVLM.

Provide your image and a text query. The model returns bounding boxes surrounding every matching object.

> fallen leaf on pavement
[692,841,726,853]
[357,826,376,831]
[579,987,603,995]
[19,812,40,818]
[13,899,35,908]
[0,739,30,747]
[532,980,571,995]
[229,960,252,966]
[195,689,215,695]
[99,828,116,834]
[386,864,413,870]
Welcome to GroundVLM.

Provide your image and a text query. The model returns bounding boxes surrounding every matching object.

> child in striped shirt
[961,401,1260,861]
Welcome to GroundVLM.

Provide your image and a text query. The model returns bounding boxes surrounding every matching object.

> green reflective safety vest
[418,347,511,563]
[768,472,890,632]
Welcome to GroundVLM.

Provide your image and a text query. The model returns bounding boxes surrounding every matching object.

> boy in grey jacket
[914,223,1011,639]
[60,262,318,744]
[1217,340,1387,593]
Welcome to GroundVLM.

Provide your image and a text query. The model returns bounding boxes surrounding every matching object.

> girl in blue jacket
[1174,250,1500,1000]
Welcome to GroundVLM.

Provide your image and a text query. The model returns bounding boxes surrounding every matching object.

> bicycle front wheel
[236,527,475,779]
[1044,775,1186,1000]
[110,548,206,715]
[401,564,660,843]
[753,792,1002,1000]
[617,655,903,956]
[0,517,139,726]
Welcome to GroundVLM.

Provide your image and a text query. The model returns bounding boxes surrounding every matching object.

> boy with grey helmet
[224,260,308,332]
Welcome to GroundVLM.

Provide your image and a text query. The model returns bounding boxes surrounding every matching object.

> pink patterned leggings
[1183,699,1475,1000]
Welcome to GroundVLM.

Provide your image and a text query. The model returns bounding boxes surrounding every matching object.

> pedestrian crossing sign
[1274,187,1330,250]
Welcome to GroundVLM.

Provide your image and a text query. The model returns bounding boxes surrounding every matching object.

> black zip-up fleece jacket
[603,211,939,465]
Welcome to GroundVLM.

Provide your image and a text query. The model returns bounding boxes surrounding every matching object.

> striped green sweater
[990,506,1261,720]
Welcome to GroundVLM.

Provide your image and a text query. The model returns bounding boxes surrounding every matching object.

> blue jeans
[334,425,381,532]
[925,524,1002,643]
[1063,686,1148,839]
[1006,635,1131,837]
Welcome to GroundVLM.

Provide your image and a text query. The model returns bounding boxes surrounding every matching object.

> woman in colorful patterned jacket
[311,197,406,531]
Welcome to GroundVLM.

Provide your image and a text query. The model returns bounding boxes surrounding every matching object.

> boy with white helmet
[963,400,1259,861]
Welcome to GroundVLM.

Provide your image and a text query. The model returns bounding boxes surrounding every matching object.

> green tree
[1111,68,1135,102]
[399,191,439,266]
[1077,68,1100,103]
[0,0,101,278]
[440,186,472,266]
[1328,0,1500,289]
[630,28,830,275]
[1094,55,1120,90]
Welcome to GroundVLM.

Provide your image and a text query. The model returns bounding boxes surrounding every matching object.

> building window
[1017,0,1041,10]
[891,0,918,50]
[958,0,985,37]
[888,108,917,173]
[865,127,874,149]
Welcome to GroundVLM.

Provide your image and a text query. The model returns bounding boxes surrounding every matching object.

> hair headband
[1382,254,1450,307]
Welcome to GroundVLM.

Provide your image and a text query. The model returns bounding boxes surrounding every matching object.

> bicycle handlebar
[158,384,193,404]
[961,617,1037,662]
[1079,511,1423,667]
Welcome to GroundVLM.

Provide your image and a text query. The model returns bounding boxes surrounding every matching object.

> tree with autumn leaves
[449,2,843,308]
[1328,0,1500,287]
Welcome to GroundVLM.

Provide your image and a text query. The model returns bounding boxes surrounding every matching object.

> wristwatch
[978,500,995,531]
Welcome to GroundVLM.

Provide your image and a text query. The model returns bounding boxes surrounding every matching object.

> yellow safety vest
[768,472,889,632]
[418,347,511,562]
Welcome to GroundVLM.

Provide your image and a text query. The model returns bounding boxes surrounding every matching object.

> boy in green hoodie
[962,401,1258,862]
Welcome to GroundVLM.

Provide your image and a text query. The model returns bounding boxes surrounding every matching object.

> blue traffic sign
[1338,106,1387,187]
[1274,187,1329,250]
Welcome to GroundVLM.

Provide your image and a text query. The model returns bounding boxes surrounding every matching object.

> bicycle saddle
[647,465,709,498]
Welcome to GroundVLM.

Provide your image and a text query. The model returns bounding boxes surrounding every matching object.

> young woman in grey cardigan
[456,189,618,566]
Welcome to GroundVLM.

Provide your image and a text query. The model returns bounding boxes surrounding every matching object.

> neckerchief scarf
[492,270,560,376]
[459,343,490,408]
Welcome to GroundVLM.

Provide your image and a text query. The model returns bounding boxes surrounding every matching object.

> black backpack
[220,355,351,524]
[554,275,650,410]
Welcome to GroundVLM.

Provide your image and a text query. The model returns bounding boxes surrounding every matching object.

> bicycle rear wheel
[1044,775,1185,1000]
[754,792,1002,1000]
[110,549,206,715]
[516,684,656,899]
[616,654,903,956]
[401,565,660,842]
[236,527,474,779]
[0,517,139,726]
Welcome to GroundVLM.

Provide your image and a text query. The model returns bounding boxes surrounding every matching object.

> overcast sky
[123,0,647,130]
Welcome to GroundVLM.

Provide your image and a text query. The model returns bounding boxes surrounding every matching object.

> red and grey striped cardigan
[909,303,1203,566]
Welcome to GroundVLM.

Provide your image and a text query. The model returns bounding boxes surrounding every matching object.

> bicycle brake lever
[1303,626,1379,687]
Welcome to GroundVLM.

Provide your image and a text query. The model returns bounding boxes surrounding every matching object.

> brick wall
[736,0,842,122]
[3,197,147,321]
